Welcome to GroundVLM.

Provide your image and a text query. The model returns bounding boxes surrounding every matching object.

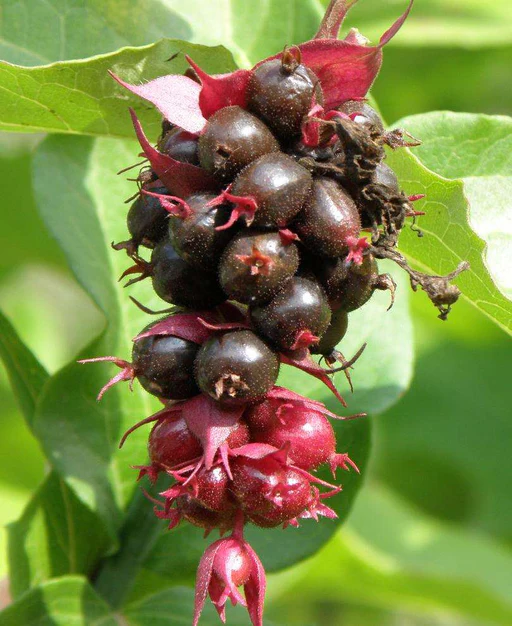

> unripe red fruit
[198,106,280,182]
[151,238,226,309]
[149,413,203,469]
[231,153,312,228]
[212,547,252,587]
[192,465,235,512]
[157,128,199,165]
[168,193,234,271]
[323,253,379,313]
[231,456,312,527]
[311,308,349,356]
[194,330,280,406]
[247,403,336,471]
[248,54,323,139]
[294,178,361,257]
[219,230,299,305]
[250,276,331,351]
[132,329,200,400]
[127,186,169,248]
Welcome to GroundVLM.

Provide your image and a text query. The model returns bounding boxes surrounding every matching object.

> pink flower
[193,513,266,626]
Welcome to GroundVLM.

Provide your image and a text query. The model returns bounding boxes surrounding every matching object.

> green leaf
[373,304,512,544]
[123,586,285,626]
[273,484,512,625]
[0,576,118,626]
[0,310,48,425]
[0,0,191,65]
[383,141,512,335]
[7,473,111,599]
[395,112,512,301]
[0,41,237,138]
[325,0,512,49]
[30,134,163,538]
[161,0,322,67]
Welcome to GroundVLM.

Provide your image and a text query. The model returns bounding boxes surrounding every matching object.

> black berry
[198,106,280,182]
[311,308,348,357]
[219,230,299,305]
[337,100,384,134]
[126,185,169,249]
[132,326,200,399]
[248,49,323,139]
[294,177,361,257]
[250,276,332,351]
[230,153,312,228]
[157,128,199,165]
[323,253,379,312]
[194,330,280,406]
[151,238,226,309]
[168,193,234,271]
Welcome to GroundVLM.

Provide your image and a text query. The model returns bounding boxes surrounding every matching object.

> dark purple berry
[311,309,348,357]
[157,128,199,165]
[337,100,384,133]
[250,276,331,351]
[294,177,361,257]
[132,326,200,400]
[373,162,400,192]
[126,185,169,249]
[230,153,312,228]
[323,253,379,312]
[151,238,226,309]
[198,106,280,182]
[248,49,323,139]
[219,230,299,305]
[168,193,234,271]
[194,330,280,406]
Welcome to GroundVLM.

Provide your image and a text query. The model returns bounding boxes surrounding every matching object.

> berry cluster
[81,2,467,624]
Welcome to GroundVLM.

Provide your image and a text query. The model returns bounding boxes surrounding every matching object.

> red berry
[231,455,312,527]
[149,413,203,469]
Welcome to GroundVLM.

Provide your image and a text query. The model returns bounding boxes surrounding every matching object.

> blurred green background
[1,0,511,624]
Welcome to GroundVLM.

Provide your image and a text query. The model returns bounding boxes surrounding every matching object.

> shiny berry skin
[231,456,312,527]
[157,128,199,165]
[311,309,349,357]
[168,194,233,271]
[151,238,226,309]
[126,185,169,248]
[176,495,236,532]
[250,277,331,351]
[248,52,323,139]
[132,328,200,400]
[294,178,361,257]
[191,465,236,512]
[219,230,299,305]
[231,153,312,228]
[194,330,280,406]
[337,100,384,133]
[247,403,336,471]
[313,255,349,311]
[373,162,400,193]
[149,413,203,469]
[322,253,379,313]
[198,106,280,182]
